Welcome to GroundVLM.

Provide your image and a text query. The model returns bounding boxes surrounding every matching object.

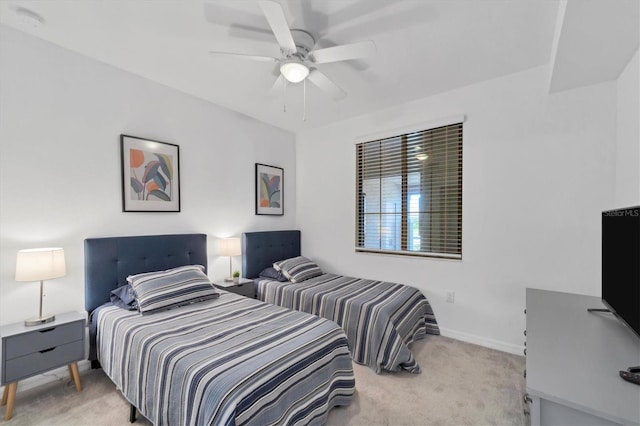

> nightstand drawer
[4,340,84,383]
[232,281,255,298]
[4,320,84,360]
[214,279,256,298]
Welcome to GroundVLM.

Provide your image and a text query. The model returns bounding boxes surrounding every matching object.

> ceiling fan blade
[307,69,347,101]
[209,51,279,62]
[259,0,296,55]
[268,75,285,96]
[311,40,376,64]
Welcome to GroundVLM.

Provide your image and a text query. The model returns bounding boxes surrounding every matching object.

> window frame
[354,116,464,260]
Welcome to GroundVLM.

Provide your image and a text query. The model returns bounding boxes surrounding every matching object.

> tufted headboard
[84,234,207,313]
[242,230,301,279]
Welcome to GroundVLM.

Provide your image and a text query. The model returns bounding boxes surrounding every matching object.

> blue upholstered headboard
[242,230,301,279]
[84,234,207,313]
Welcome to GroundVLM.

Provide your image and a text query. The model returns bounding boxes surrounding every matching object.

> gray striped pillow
[127,265,219,314]
[273,256,323,283]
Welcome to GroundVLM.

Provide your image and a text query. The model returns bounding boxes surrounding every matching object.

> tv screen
[602,206,640,338]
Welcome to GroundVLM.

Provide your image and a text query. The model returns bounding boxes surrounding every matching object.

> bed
[242,230,440,374]
[84,233,355,425]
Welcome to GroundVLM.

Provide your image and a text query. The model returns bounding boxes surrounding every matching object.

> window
[356,122,463,259]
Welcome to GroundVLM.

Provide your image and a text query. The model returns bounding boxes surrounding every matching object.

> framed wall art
[255,163,283,216]
[120,134,180,212]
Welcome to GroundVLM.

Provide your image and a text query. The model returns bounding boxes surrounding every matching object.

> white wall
[296,66,617,353]
[615,48,640,206]
[0,26,296,325]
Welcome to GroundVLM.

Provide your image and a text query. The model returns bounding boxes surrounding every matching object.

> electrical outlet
[446,291,455,303]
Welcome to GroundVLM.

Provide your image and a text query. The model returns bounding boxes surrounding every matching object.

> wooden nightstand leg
[1,385,7,406]
[68,362,82,392]
[4,382,17,420]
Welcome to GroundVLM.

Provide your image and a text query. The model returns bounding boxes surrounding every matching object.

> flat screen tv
[601,206,640,338]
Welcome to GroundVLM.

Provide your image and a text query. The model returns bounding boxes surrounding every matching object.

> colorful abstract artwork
[121,135,180,212]
[255,163,284,215]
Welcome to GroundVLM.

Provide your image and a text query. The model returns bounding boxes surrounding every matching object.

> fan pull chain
[283,79,287,113]
[303,79,307,121]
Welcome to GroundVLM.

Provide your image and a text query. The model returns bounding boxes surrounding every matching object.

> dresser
[525,289,640,425]
[1,311,85,420]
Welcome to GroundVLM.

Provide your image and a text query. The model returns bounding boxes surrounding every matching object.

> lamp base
[24,314,55,327]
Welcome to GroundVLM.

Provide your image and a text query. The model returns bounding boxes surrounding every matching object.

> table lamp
[218,238,241,282]
[15,247,66,326]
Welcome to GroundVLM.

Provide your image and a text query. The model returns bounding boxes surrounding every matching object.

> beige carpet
[2,336,527,425]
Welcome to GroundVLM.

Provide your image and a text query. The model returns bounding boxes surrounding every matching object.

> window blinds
[355,122,463,258]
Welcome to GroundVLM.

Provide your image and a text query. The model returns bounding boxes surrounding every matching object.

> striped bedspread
[95,291,355,425]
[257,274,440,374]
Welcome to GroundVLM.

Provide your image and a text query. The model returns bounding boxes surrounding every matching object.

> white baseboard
[0,360,92,394]
[438,327,525,356]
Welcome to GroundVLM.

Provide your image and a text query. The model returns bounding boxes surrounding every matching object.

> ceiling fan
[209,0,376,102]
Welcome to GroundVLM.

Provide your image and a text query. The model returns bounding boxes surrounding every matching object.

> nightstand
[1,311,85,420]
[214,278,255,298]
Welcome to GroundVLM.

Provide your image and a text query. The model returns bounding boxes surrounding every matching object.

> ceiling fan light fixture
[280,60,309,83]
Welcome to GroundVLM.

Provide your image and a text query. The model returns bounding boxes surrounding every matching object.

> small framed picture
[121,135,180,212]
[255,163,283,215]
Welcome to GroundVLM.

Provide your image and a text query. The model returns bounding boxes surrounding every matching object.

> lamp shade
[218,238,241,257]
[15,248,66,282]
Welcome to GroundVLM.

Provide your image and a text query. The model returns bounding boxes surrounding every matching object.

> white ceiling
[549,0,639,93]
[0,1,637,133]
